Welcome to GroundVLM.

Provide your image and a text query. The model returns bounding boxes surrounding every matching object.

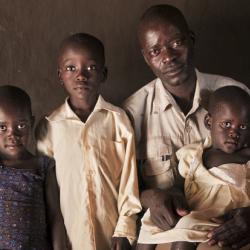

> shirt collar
[47,95,120,122]
[153,69,203,114]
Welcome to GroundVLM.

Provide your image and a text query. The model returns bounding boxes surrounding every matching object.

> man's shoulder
[123,78,157,113]
[198,71,249,92]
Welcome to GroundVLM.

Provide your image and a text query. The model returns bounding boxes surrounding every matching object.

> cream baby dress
[138,138,250,244]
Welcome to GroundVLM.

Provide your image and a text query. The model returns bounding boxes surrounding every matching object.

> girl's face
[0,101,33,161]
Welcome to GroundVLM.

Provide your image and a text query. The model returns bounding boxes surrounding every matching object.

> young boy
[137,86,250,250]
[36,33,141,250]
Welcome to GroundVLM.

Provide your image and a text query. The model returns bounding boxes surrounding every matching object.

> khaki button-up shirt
[36,96,141,250]
[123,70,249,190]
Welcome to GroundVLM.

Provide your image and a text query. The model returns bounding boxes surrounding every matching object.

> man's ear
[141,49,150,66]
[204,113,212,130]
[101,66,108,82]
[189,30,195,45]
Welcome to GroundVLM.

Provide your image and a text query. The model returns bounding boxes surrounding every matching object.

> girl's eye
[86,65,97,71]
[240,124,247,130]
[0,125,7,131]
[17,124,27,130]
[221,122,231,128]
[65,65,76,71]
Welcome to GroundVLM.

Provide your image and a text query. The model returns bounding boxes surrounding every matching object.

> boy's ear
[31,116,35,129]
[101,66,108,82]
[57,68,63,85]
[204,113,212,130]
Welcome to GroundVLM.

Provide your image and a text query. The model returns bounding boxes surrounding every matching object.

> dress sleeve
[112,112,142,243]
[176,143,203,179]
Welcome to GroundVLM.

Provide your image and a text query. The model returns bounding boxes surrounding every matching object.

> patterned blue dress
[0,156,52,250]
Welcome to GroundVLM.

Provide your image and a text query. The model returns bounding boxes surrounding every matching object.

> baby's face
[0,101,32,161]
[58,44,106,103]
[210,101,250,153]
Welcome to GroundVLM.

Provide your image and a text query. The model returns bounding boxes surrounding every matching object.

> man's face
[139,18,195,88]
[209,102,250,153]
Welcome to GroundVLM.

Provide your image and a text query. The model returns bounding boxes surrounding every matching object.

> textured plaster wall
[0,0,249,120]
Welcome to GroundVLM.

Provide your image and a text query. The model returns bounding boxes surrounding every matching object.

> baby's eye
[65,65,76,71]
[221,122,231,128]
[0,124,7,132]
[86,65,97,71]
[17,123,27,130]
[149,48,161,57]
[239,124,247,130]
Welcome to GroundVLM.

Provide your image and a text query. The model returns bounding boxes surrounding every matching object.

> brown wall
[0,0,250,120]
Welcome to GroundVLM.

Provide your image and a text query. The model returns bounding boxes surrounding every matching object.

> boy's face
[207,101,250,153]
[58,44,107,103]
[0,101,33,160]
[139,18,194,88]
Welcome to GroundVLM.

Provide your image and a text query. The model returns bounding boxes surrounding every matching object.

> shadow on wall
[0,0,249,120]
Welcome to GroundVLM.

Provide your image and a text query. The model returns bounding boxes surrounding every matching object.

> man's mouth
[163,64,184,77]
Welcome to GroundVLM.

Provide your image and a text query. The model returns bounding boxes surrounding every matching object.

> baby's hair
[139,4,189,34]
[208,86,250,114]
[0,85,32,116]
[59,32,105,65]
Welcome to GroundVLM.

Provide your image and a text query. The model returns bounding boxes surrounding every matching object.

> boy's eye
[65,65,76,71]
[86,65,97,71]
[0,124,7,132]
[221,122,231,128]
[17,123,27,130]
[240,124,247,130]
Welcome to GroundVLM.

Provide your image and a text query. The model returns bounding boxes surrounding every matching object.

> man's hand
[111,237,131,250]
[207,207,250,249]
[142,188,189,230]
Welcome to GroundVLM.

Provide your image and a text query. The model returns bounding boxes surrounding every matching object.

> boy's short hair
[59,33,105,65]
[0,85,32,116]
[208,86,250,114]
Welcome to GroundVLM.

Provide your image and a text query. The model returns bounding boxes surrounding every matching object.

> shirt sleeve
[35,117,54,157]
[112,113,142,243]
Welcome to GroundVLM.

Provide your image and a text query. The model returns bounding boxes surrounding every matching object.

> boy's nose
[76,69,89,81]
[229,129,240,139]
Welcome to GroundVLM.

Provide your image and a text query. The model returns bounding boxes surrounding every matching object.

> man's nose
[7,127,20,137]
[161,47,177,64]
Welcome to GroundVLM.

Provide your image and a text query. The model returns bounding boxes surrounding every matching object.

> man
[123,4,250,249]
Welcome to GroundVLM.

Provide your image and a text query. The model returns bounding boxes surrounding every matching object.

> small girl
[0,85,68,249]
[137,86,250,250]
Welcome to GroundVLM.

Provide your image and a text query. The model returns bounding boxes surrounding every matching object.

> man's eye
[221,122,231,128]
[172,39,183,49]
[86,65,97,71]
[149,48,161,57]
[65,65,76,71]
[17,124,27,130]
[0,125,7,131]
[240,124,247,130]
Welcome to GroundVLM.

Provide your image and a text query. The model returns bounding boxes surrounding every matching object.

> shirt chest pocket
[88,137,126,183]
[140,137,175,189]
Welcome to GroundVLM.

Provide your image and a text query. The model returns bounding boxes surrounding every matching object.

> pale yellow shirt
[123,69,250,189]
[36,95,142,250]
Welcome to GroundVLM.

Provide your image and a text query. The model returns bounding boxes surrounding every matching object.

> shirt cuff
[113,215,138,245]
